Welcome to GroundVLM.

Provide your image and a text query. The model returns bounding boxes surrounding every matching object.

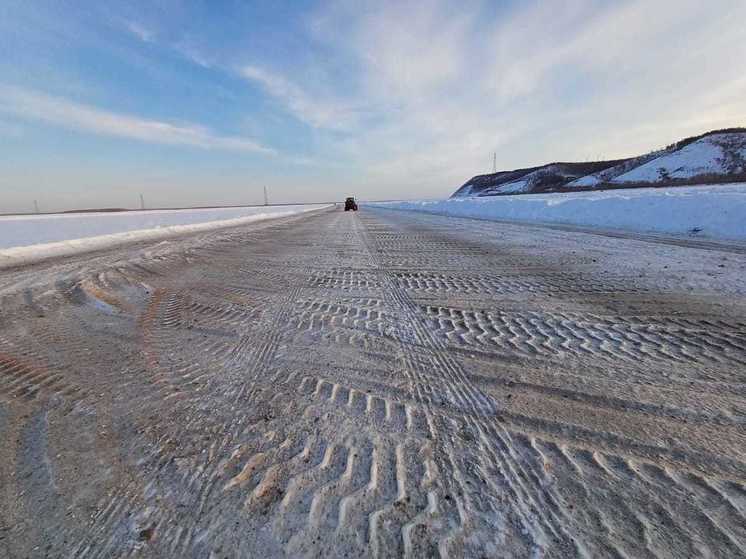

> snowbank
[373,184,746,241]
[0,204,329,268]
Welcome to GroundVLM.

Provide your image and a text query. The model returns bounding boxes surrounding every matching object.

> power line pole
[263,186,268,206]
[139,193,145,210]
[33,200,39,214]
[492,152,497,174]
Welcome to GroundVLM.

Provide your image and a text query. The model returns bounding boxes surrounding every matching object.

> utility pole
[139,193,145,210]
[263,186,268,206]
[492,152,497,174]
[33,200,40,214]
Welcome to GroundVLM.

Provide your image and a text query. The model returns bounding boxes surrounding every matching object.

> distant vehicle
[344,197,358,211]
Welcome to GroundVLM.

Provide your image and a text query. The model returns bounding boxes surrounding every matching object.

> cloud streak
[122,19,155,43]
[0,86,274,155]
[239,65,361,131]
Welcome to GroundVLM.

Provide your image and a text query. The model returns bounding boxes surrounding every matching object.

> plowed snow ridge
[374,183,746,240]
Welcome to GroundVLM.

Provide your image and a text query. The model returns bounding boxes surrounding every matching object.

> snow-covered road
[1,207,745,557]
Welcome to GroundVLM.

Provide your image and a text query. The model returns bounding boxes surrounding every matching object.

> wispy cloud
[122,19,155,43]
[0,86,275,154]
[174,41,214,68]
[239,65,360,131]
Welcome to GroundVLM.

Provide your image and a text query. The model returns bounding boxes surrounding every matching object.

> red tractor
[344,197,358,211]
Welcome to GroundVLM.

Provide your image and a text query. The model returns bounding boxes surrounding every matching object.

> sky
[1,0,745,213]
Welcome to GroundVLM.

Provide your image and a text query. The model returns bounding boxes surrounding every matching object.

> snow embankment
[373,184,746,241]
[0,204,329,268]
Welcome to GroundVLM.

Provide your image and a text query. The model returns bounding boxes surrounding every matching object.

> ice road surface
[1,207,745,557]
[375,183,746,240]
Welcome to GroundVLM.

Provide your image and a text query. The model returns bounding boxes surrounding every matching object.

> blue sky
[1,0,745,212]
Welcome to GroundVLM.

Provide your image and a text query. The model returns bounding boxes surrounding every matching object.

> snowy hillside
[455,129,746,197]
[480,163,605,195]
[453,160,627,197]
[568,150,668,187]
[611,132,746,183]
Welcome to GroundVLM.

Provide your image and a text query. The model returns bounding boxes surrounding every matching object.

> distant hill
[453,128,746,198]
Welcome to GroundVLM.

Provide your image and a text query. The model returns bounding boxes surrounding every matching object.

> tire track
[423,306,746,369]
[356,213,579,555]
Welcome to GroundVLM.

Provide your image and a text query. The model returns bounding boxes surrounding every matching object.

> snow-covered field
[0,204,329,267]
[374,183,746,241]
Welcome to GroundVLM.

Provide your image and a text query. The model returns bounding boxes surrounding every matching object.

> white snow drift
[0,204,329,268]
[374,184,746,241]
